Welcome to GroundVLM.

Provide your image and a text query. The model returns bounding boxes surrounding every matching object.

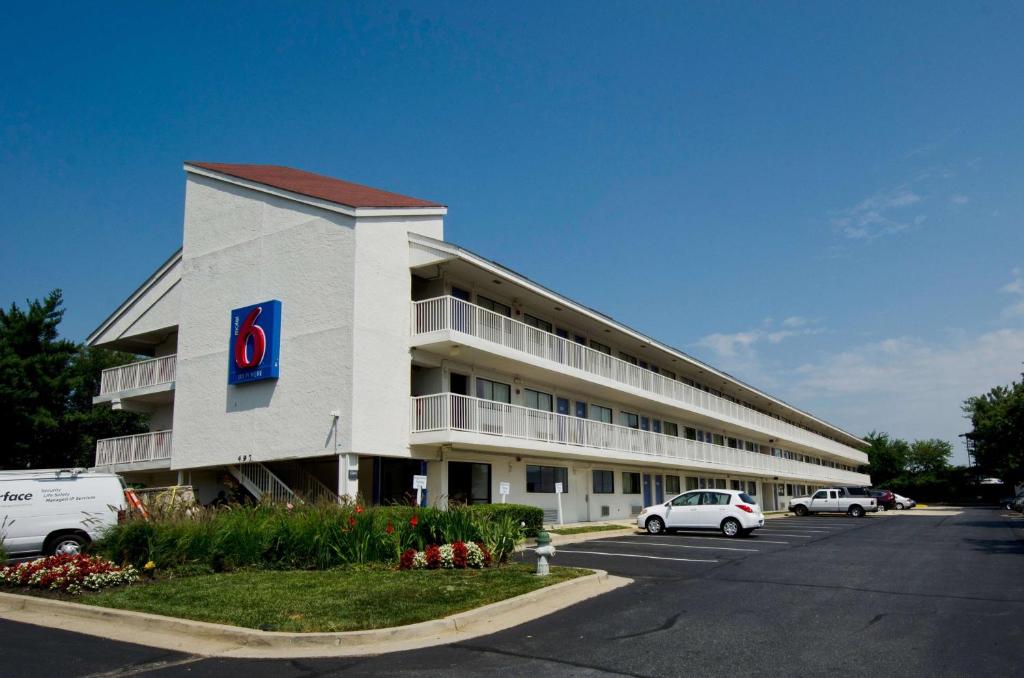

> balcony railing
[411,393,870,486]
[99,354,177,396]
[95,430,172,467]
[412,296,866,463]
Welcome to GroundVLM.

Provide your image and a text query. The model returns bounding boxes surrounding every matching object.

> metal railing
[99,354,177,396]
[411,393,870,485]
[95,430,173,466]
[230,462,297,504]
[411,296,866,463]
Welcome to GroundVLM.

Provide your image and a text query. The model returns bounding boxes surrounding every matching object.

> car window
[673,492,701,506]
[701,492,729,506]
[813,490,827,499]
[846,487,867,496]
[829,490,838,499]
[738,493,757,504]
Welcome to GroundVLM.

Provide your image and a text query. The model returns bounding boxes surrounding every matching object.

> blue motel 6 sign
[228,300,282,385]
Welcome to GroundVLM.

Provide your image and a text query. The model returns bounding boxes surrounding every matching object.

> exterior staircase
[228,461,339,504]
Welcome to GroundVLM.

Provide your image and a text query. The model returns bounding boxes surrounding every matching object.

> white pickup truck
[789,487,878,518]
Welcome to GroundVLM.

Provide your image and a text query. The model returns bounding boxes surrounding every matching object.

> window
[744,441,756,452]
[478,295,511,317]
[730,480,742,490]
[621,412,640,429]
[592,470,614,494]
[619,352,638,364]
[476,378,511,403]
[523,314,553,333]
[698,477,709,489]
[651,419,661,434]
[665,475,680,494]
[526,465,568,493]
[672,492,701,506]
[661,369,676,380]
[685,476,699,490]
[664,422,679,437]
[738,493,757,505]
[684,427,697,440]
[702,492,730,505]
[712,434,724,446]
[786,484,794,495]
[747,481,757,496]
[727,437,739,449]
[622,472,641,494]
[714,478,727,490]
[589,404,613,423]
[524,388,553,411]
[590,340,612,355]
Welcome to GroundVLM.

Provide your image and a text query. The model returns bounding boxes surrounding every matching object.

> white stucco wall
[172,175,358,469]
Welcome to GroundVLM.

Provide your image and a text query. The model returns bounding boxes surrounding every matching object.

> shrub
[468,504,544,536]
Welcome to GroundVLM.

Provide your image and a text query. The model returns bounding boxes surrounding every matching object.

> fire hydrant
[535,531,556,576]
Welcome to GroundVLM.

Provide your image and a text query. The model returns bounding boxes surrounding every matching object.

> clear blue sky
[3,2,1023,463]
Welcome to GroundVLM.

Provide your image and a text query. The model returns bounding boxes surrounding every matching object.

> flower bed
[399,541,492,570]
[0,554,139,595]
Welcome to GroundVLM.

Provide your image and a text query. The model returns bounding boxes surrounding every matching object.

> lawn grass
[80,564,588,632]
[548,524,631,535]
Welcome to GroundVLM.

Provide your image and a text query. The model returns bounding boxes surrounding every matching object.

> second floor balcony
[94,430,173,470]
[411,296,868,465]
[94,354,176,406]
[410,393,871,486]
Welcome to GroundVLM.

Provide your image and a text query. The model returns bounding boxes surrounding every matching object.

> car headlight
[639,508,649,516]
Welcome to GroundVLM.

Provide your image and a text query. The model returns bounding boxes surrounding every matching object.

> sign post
[554,481,564,525]
[412,474,427,507]
[499,481,510,504]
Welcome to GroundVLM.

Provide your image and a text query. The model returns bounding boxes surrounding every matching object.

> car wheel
[646,516,665,535]
[721,518,742,537]
[896,502,905,510]
[793,505,808,517]
[849,505,865,518]
[46,533,88,556]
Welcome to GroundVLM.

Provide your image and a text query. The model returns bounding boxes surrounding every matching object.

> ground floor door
[374,458,425,506]
[654,474,664,504]
[762,483,778,511]
[448,461,492,504]
[642,473,652,506]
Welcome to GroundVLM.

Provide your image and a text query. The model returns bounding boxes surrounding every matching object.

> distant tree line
[963,373,1024,488]
[0,290,147,469]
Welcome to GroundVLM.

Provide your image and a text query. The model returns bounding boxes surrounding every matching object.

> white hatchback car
[637,489,765,537]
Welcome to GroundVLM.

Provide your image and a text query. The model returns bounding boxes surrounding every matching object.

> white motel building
[89,162,871,521]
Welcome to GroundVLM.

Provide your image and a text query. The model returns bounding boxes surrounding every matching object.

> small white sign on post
[499,481,510,503]
[554,482,564,525]
[412,474,427,506]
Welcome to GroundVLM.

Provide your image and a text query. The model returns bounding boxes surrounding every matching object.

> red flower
[399,548,417,570]
[409,515,419,528]
[477,542,493,567]
[452,541,468,568]
[425,544,441,569]
[355,505,364,514]
[385,521,394,535]
[348,516,357,527]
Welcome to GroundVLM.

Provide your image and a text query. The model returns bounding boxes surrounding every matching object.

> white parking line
[751,532,815,538]
[552,548,718,563]
[760,528,830,533]
[645,533,791,544]
[598,540,758,552]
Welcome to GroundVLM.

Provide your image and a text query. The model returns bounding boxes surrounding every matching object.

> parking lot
[3,507,1024,677]
[535,514,873,577]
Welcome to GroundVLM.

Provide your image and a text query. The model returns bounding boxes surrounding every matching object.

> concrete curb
[0,568,632,659]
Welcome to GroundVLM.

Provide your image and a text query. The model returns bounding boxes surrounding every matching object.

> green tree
[0,290,146,469]
[862,431,910,484]
[964,375,1024,485]
[906,439,952,477]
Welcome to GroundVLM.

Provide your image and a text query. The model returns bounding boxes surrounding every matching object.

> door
[449,373,469,429]
[448,462,492,504]
[556,398,569,442]
[450,287,471,332]
[654,475,664,504]
[665,491,701,527]
[809,489,836,513]
[698,491,730,527]
[642,473,652,507]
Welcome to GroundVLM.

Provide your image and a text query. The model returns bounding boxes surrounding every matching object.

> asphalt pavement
[3,507,1023,677]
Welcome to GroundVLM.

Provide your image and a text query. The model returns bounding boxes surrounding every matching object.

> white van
[0,468,128,557]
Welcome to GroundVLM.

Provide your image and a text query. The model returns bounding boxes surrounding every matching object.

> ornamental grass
[95,502,537,572]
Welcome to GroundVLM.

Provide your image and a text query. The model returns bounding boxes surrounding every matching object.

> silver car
[893,493,916,510]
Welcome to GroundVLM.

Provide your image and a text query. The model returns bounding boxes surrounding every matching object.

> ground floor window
[590,404,613,423]
[526,465,568,493]
[747,481,757,496]
[730,479,742,490]
[448,461,491,504]
[622,472,641,494]
[592,469,614,494]
[685,476,699,491]
[665,475,681,494]
[714,478,727,489]
[663,422,678,436]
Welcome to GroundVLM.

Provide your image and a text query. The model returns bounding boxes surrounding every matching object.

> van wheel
[46,533,88,556]
[645,517,665,535]
[849,505,865,518]
[721,518,741,537]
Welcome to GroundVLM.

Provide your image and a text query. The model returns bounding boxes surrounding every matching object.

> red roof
[185,162,444,209]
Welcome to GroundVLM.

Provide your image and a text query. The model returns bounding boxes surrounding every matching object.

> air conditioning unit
[630,505,642,516]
